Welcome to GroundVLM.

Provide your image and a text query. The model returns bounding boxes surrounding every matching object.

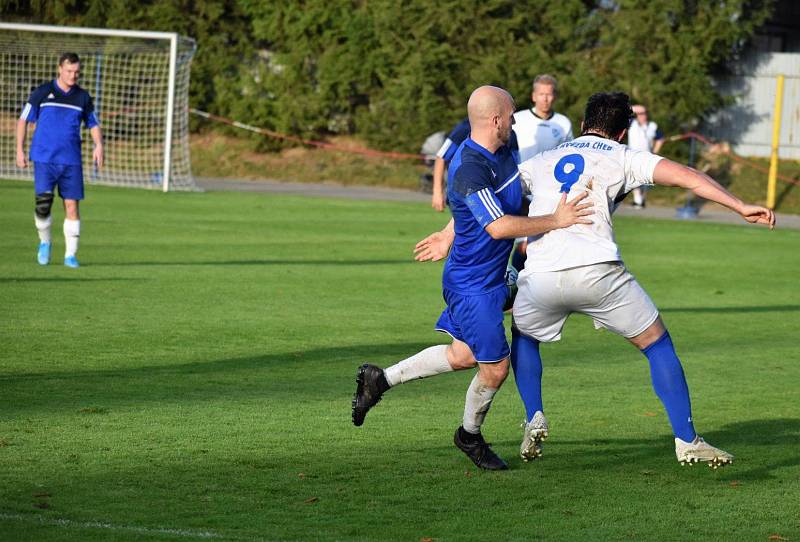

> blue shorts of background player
[34,162,84,200]
[435,286,509,363]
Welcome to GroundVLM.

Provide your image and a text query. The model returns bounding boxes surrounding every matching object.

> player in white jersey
[511,92,775,468]
[512,74,573,164]
[509,74,574,271]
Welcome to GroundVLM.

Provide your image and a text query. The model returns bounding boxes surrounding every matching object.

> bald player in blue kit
[351,86,592,470]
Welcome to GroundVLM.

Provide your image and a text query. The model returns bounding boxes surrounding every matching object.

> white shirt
[512,109,573,163]
[627,120,660,152]
[518,135,663,272]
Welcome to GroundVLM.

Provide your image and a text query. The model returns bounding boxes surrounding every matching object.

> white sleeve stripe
[482,188,504,218]
[19,103,31,120]
[495,171,520,194]
[477,188,503,219]
[435,138,453,158]
[477,190,499,220]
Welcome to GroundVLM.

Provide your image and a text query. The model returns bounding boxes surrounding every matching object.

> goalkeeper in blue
[510,92,775,468]
[351,86,593,470]
[16,52,104,268]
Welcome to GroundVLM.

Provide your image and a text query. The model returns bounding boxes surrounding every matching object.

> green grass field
[1,180,798,542]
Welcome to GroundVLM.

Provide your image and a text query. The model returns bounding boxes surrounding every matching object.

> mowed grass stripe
[1,180,798,541]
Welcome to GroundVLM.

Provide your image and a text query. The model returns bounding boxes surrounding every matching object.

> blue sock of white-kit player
[510,327,543,422]
[642,331,697,442]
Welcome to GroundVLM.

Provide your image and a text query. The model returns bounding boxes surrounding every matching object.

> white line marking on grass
[0,512,263,540]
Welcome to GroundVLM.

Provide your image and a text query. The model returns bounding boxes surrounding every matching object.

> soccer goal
[0,23,197,192]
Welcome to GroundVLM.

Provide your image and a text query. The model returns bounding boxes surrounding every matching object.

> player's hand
[431,191,446,212]
[414,230,453,262]
[740,204,776,230]
[16,150,27,169]
[552,191,593,229]
[93,144,104,170]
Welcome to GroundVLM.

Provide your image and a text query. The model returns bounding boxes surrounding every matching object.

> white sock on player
[63,219,80,257]
[35,214,52,243]
[632,187,644,206]
[384,344,452,387]
[462,373,497,434]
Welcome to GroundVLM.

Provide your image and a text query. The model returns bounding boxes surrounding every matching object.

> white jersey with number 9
[517,134,663,274]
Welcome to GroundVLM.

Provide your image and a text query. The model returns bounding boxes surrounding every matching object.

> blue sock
[511,327,543,422]
[641,331,696,442]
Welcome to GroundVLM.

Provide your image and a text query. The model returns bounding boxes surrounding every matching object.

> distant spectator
[627,104,665,208]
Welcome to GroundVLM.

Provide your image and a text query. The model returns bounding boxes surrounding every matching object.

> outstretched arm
[414,192,593,261]
[484,192,592,239]
[414,219,454,262]
[653,159,775,229]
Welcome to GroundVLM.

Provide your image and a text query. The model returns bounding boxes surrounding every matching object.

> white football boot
[520,411,549,462]
[675,436,733,469]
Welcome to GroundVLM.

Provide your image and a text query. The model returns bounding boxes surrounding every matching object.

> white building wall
[707,53,800,159]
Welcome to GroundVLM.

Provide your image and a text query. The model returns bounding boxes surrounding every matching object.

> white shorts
[512,262,659,342]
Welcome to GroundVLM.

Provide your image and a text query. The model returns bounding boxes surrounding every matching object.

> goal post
[0,23,197,192]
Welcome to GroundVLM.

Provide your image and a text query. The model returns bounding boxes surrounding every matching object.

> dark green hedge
[1,0,773,151]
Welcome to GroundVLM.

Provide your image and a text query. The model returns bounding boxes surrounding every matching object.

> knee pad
[35,192,54,219]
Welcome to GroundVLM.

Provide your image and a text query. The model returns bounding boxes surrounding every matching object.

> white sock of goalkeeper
[462,373,498,434]
[35,213,52,243]
[63,219,80,257]
[383,345,453,387]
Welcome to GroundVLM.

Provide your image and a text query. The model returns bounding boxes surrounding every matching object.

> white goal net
[0,23,197,191]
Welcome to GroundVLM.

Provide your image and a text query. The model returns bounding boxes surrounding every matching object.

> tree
[0,0,256,118]
[3,0,774,152]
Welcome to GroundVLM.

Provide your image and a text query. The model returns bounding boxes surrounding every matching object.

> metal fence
[706,52,800,160]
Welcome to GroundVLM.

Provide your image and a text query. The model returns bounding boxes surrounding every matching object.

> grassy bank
[190,131,800,214]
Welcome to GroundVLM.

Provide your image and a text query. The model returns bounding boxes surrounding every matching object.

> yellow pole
[767,74,785,209]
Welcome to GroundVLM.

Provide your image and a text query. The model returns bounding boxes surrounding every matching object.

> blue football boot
[37,242,51,265]
[64,255,80,268]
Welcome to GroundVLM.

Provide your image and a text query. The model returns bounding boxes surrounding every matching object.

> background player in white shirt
[510,74,574,270]
[512,92,774,468]
[626,103,665,208]
[512,74,573,164]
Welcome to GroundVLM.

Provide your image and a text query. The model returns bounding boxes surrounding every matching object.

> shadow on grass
[0,342,436,414]
[660,305,800,314]
[484,418,800,479]
[0,277,148,283]
[86,259,415,267]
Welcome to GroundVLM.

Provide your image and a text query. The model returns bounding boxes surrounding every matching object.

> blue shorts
[435,286,509,363]
[34,162,84,200]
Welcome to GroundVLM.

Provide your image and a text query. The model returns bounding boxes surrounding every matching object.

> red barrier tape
[189,108,424,162]
[189,109,799,186]
[668,131,800,187]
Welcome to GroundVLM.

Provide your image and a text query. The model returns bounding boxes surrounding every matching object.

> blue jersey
[443,138,522,294]
[437,118,471,163]
[20,80,99,166]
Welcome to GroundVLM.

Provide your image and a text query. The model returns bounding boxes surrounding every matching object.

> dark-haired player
[511,92,774,467]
